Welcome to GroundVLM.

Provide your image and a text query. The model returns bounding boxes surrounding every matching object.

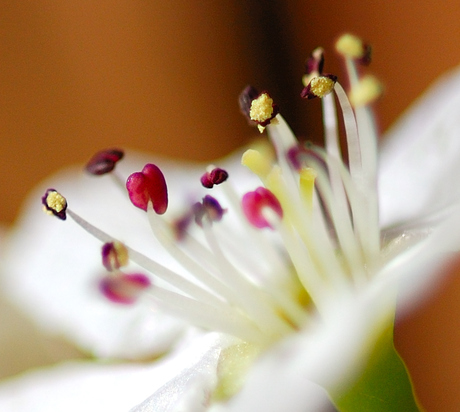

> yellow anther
[46,191,66,213]
[250,93,275,134]
[299,167,317,212]
[349,75,383,107]
[113,241,129,268]
[309,76,336,98]
[241,149,272,179]
[335,33,365,59]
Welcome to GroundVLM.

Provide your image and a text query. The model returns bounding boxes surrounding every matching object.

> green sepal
[330,323,422,412]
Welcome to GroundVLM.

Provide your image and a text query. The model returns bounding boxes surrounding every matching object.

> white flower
[3,35,460,411]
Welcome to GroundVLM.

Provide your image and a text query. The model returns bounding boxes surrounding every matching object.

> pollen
[42,189,68,220]
[250,93,274,123]
[309,76,336,98]
[335,33,365,59]
[349,75,383,107]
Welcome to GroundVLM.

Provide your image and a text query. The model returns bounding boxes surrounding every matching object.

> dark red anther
[305,47,325,76]
[126,164,168,214]
[242,187,283,229]
[194,195,225,226]
[239,85,260,124]
[200,168,229,189]
[287,144,325,171]
[99,273,151,305]
[358,44,372,66]
[85,149,124,175]
[101,241,128,271]
[42,189,67,220]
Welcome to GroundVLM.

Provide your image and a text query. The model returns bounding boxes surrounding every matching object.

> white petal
[0,332,225,412]
[2,152,205,359]
[379,66,460,226]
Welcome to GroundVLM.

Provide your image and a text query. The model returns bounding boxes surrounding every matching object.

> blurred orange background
[1,1,460,410]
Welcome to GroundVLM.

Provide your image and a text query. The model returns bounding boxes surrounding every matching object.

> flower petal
[379,66,460,227]
[0,333,226,412]
[2,152,206,359]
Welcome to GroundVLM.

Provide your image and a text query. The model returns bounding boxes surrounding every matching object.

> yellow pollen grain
[310,76,336,98]
[349,75,383,107]
[241,149,272,179]
[335,33,364,58]
[250,93,274,123]
[299,167,317,212]
[46,191,66,212]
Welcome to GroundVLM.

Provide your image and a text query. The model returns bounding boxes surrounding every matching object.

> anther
[85,149,124,175]
[201,168,229,189]
[301,75,337,99]
[242,187,283,229]
[102,241,129,271]
[42,189,67,220]
[249,92,279,133]
[99,272,151,305]
[126,163,168,214]
[335,33,372,65]
[348,75,383,107]
[239,85,260,125]
[241,149,272,179]
[305,47,325,79]
[194,195,226,227]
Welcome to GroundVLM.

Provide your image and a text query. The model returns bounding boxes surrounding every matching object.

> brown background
[1,1,460,410]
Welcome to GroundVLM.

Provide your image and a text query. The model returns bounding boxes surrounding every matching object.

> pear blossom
[3,34,460,411]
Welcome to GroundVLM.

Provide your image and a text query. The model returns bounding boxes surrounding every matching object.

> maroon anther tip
[358,44,372,66]
[85,149,124,175]
[101,241,128,271]
[305,47,325,76]
[239,85,260,123]
[194,195,225,226]
[99,273,151,305]
[200,168,229,189]
[126,164,168,214]
[42,189,67,220]
[287,145,326,171]
[242,187,283,229]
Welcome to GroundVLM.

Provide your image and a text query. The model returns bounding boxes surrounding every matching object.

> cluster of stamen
[42,33,385,355]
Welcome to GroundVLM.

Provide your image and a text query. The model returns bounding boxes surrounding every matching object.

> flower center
[42,33,387,356]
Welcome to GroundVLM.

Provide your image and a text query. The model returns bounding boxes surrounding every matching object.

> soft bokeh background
[1,1,460,410]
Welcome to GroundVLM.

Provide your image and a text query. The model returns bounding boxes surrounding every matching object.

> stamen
[238,85,260,125]
[303,47,325,83]
[348,75,383,107]
[300,75,337,99]
[249,92,280,133]
[85,149,124,175]
[99,272,151,305]
[126,164,168,214]
[194,195,226,226]
[335,33,372,65]
[241,149,272,180]
[101,241,129,271]
[42,189,67,220]
[200,168,229,189]
[242,187,283,229]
